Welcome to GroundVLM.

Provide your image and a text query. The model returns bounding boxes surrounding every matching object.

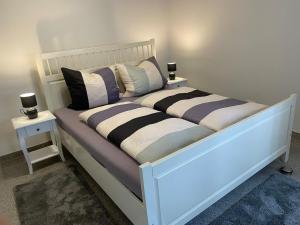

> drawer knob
[36,128,40,132]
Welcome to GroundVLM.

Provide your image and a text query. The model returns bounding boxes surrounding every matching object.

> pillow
[61,67,120,110]
[117,56,167,97]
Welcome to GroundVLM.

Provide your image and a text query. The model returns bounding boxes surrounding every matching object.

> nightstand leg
[50,129,57,146]
[51,121,65,162]
[18,134,33,174]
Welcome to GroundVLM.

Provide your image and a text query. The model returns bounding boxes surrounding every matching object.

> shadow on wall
[24,1,119,152]
[33,0,169,109]
[34,0,117,109]
[35,0,116,53]
[29,67,47,110]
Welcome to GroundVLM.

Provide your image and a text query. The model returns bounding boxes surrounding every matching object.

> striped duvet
[79,102,213,164]
[135,87,267,131]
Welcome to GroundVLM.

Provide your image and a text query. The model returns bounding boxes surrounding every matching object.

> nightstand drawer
[25,121,51,136]
[166,80,187,89]
[175,80,187,87]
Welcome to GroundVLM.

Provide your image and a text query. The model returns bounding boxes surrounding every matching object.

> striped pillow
[117,56,167,97]
[61,67,120,110]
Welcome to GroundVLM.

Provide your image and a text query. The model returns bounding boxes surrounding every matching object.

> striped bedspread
[79,102,213,164]
[135,87,267,131]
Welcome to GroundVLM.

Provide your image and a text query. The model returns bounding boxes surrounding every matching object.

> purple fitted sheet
[54,98,142,199]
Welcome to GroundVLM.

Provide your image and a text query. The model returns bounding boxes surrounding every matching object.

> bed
[37,39,297,225]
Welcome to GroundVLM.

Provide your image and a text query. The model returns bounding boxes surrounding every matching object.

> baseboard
[0,141,52,162]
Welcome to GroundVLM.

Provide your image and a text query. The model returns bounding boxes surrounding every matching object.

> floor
[0,135,299,225]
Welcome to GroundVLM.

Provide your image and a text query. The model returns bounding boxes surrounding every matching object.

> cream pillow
[117,56,167,97]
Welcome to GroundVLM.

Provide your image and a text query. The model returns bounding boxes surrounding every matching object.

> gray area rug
[209,174,300,225]
[14,165,300,225]
[14,166,115,225]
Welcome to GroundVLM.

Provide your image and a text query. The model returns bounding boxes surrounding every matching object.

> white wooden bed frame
[37,39,297,225]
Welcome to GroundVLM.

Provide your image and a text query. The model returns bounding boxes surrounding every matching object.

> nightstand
[165,77,188,89]
[11,110,65,174]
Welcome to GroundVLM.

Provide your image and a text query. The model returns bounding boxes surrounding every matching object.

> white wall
[168,0,300,131]
[0,0,169,156]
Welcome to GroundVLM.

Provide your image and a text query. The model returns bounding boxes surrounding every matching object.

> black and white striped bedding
[135,87,267,131]
[79,102,213,163]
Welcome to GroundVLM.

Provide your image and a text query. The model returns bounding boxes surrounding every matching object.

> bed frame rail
[140,94,297,225]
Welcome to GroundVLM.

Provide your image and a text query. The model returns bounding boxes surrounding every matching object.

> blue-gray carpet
[14,165,300,225]
[209,174,300,225]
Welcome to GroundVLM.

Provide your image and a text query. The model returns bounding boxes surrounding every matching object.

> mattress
[54,98,142,199]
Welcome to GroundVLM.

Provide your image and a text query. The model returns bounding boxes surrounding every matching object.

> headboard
[37,39,156,111]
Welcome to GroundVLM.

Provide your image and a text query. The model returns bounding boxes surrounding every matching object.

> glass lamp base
[169,73,176,80]
[21,108,38,119]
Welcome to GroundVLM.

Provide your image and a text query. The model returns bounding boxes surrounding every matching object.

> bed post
[149,38,157,58]
[36,56,53,111]
[280,94,297,174]
[140,163,160,225]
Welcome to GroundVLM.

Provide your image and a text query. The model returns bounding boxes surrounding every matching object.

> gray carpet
[14,166,115,225]
[14,166,300,225]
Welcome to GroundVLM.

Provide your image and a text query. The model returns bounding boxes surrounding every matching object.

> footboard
[139,94,297,225]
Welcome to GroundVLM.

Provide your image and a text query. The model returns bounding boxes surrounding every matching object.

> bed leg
[279,152,293,175]
[280,150,289,163]
[279,166,293,175]
[280,94,297,175]
[140,163,160,225]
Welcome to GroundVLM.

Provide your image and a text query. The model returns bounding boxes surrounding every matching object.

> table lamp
[20,93,38,119]
[167,62,176,80]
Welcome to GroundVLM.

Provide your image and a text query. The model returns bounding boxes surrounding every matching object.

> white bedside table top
[11,110,56,130]
[167,77,187,84]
